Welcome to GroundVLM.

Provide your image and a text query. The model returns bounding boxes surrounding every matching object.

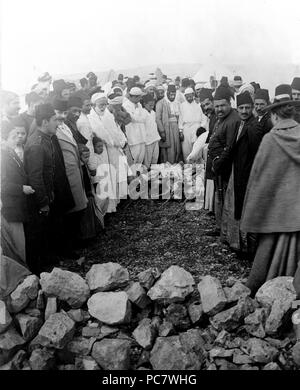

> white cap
[184,87,194,95]
[91,93,107,104]
[129,87,143,96]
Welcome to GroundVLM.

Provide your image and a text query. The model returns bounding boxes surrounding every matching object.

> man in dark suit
[254,89,273,135]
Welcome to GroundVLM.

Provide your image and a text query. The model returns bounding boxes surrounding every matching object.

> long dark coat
[231,114,264,220]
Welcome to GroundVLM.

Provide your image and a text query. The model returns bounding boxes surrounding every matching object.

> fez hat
[67,96,83,109]
[214,86,232,102]
[199,88,213,102]
[264,84,298,111]
[181,78,190,88]
[53,98,68,111]
[236,91,253,107]
[254,89,270,104]
[35,103,56,122]
[291,77,300,91]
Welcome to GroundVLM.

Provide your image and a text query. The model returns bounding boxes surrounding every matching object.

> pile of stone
[1,262,300,370]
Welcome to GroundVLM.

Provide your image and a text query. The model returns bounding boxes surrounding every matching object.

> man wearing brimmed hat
[241,83,300,294]
[254,88,273,135]
[155,84,181,164]
[291,77,300,123]
[207,86,240,233]
[122,86,147,165]
[178,87,208,162]
[221,91,264,255]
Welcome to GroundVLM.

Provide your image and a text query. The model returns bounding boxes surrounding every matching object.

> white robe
[77,113,97,171]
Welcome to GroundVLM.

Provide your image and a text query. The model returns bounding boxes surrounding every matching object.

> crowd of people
[1,70,300,295]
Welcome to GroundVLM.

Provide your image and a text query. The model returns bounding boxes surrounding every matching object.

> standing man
[122,87,147,165]
[199,88,218,212]
[179,87,208,162]
[207,86,240,233]
[19,92,44,135]
[156,84,181,164]
[65,96,88,146]
[254,89,273,135]
[24,104,59,274]
[221,91,264,255]
[176,78,189,105]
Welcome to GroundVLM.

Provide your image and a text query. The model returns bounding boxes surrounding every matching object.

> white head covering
[108,96,124,105]
[184,87,194,95]
[91,93,107,104]
[145,80,156,89]
[195,83,202,90]
[129,87,143,96]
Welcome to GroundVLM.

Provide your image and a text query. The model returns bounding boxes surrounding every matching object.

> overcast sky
[1,0,300,93]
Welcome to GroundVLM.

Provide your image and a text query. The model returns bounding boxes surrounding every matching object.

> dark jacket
[18,112,35,136]
[208,108,240,181]
[232,114,264,220]
[24,130,55,209]
[256,111,273,136]
[205,111,218,144]
[51,135,75,213]
[1,145,28,222]
[205,111,218,180]
[64,119,88,146]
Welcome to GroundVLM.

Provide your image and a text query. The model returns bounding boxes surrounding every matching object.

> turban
[199,88,213,102]
[67,96,83,109]
[184,87,194,95]
[35,104,56,122]
[195,83,202,90]
[167,84,176,93]
[129,87,143,96]
[156,85,165,91]
[236,91,253,107]
[291,77,300,91]
[145,80,156,89]
[91,93,107,104]
[254,89,270,103]
[53,98,68,111]
[108,95,123,105]
[214,86,232,102]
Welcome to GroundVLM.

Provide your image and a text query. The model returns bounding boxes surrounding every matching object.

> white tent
[193,63,232,85]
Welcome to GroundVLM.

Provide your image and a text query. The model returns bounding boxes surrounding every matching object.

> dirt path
[69,199,251,284]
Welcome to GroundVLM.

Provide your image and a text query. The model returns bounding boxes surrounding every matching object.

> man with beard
[65,96,88,146]
[199,88,218,213]
[156,84,181,164]
[254,89,273,135]
[291,77,300,123]
[221,91,264,256]
[207,86,240,234]
[179,87,207,162]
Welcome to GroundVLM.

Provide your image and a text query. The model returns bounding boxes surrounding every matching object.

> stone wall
[1,263,300,370]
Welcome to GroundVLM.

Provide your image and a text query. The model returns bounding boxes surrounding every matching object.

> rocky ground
[64,199,252,284]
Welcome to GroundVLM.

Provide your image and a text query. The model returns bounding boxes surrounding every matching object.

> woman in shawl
[241,85,300,295]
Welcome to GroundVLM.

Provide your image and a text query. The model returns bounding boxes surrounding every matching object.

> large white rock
[255,277,297,335]
[86,262,129,292]
[0,301,12,334]
[37,312,75,349]
[40,268,90,308]
[147,266,195,303]
[87,292,131,325]
[7,275,39,313]
[0,326,25,366]
[198,276,227,316]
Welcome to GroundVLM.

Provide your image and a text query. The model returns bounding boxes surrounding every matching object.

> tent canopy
[193,63,232,84]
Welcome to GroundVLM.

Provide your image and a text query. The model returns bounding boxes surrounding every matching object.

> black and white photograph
[0,0,300,377]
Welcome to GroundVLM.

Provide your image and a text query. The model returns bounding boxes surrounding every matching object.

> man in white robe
[179,88,208,162]
[122,87,147,165]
